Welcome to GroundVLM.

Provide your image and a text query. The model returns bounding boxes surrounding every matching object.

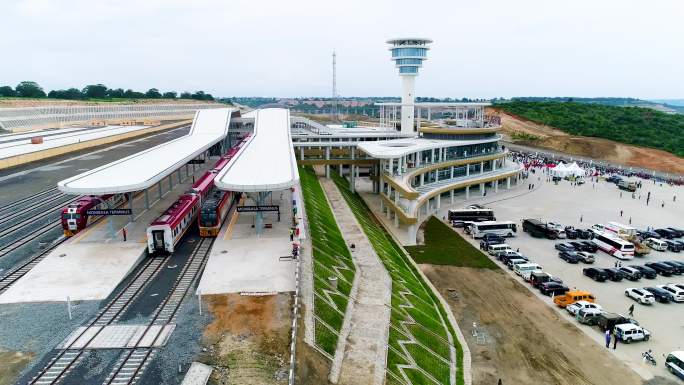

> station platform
[196,187,299,295]
[0,161,214,304]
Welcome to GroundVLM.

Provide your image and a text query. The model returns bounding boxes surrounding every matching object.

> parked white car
[658,284,684,302]
[566,300,602,316]
[624,288,655,305]
[645,238,668,251]
[615,323,651,343]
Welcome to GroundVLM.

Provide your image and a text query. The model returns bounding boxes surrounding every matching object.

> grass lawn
[406,217,499,269]
[331,173,462,385]
[299,167,356,356]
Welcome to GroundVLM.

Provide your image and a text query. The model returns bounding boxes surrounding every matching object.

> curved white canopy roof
[357,136,501,159]
[214,108,299,192]
[58,108,233,194]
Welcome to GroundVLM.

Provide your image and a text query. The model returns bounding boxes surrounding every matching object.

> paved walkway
[320,179,392,385]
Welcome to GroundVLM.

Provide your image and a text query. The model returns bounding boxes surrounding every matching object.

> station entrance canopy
[58,108,235,195]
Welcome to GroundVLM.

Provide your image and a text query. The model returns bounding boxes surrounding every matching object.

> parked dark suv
[604,268,625,282]
[618,267,642,281]
[645,262,675,276]
[654,228,677,239]
[580,241,599,253]
[583,267,608,282]
[559,251,582,263]
[630,265,657,279]
[661,261,684,275]
[644,287,674,303]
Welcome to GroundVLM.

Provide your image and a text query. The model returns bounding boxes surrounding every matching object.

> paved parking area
[439,175,683,382]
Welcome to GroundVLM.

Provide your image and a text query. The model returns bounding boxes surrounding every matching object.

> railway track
[0,219,62,259]
[102,237,214,385]
[0,237,66,294]
[28,256,170,385]
[0,194,71,225]
[0,195,78,240]
[0,187,60,215]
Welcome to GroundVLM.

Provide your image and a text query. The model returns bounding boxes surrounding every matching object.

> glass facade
[396,58,423,65]
[391,48,427,57]
[399,66,419,74]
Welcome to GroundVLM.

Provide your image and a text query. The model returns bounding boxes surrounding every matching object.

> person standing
[289,228,294,241]
[628,304,634,317]
[605,329,611,348]
[613,331,618,350]
[620,210,623,217]
[122,227,127,242]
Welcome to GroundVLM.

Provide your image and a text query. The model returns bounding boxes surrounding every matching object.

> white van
[645,238,668,251]
[514,263,542,279]
[665,351,684,380]
[487,243,511,256]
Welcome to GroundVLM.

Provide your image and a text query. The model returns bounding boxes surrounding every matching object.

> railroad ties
[30,237,215,385]
[0,237,65,294]
[102,238,214,385]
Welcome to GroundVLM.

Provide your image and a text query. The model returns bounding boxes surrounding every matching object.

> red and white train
[199,189,239,237]
[146,137,248,254]
[61,194,128,236]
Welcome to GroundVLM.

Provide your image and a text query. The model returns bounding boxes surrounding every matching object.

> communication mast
[332,50,338,119]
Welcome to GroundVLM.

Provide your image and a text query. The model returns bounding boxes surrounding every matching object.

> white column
[436,194,441,209]
[466,164,470,176]
[493,159,497,171]
[450,189,454,204]
[495,180,499,193]
[380,199,384,213]
[450,166,454,179]
[480,161,484,174]
[325,147,330,178]
[400,75,415,134]
[394,213,399,227]
[420,173,424,186]
[466,186,470,200]
[507,177,511,189]
[431,149,435,163]
[480,182,485,196]
[408,224,417,245]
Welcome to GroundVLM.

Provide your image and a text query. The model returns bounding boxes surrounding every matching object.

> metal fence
[0,103,222,131]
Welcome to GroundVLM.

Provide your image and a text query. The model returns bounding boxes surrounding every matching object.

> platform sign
[187,159,205,164]
[87,209,133,216]
[237,205,279,212]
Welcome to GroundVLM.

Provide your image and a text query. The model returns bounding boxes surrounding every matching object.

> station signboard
[237,205,279,212]
[87,209,133,216]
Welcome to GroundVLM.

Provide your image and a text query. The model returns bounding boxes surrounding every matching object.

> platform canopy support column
[254,191,270,236]
[145,189,150,209]
[128,192,134,222]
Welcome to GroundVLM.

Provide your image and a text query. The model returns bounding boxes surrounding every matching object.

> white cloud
[1,0,682,98]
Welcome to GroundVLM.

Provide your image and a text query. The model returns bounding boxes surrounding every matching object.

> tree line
[496,100,684,157]
[0,81,214,101]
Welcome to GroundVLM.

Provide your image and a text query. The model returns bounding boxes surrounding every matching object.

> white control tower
[387,38,432,134]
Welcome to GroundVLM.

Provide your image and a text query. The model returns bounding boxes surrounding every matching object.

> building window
[391,48,427,57]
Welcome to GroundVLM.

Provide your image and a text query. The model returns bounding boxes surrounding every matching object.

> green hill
[495,101,684,157]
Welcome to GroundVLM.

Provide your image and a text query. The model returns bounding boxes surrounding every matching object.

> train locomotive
[61,194,128,236]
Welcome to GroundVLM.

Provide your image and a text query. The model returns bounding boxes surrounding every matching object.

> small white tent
[550,162,568,177]
[565,162,586,177]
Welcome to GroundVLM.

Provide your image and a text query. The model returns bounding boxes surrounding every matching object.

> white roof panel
[357,137,500,159]
[215,108,298,192]
[57,108,233,194]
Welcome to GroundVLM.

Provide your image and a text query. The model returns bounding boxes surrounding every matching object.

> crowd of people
[509,150,683,186]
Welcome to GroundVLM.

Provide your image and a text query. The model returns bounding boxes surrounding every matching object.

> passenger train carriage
[146,135,249,254]
[61,194,128,236]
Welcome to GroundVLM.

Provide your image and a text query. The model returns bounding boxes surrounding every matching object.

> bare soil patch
[491,108,684,175]
[199,294,292,385]
[420,265,646,385]
[0,350,33,385]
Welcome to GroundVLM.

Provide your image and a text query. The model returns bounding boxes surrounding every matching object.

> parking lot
[447,175,683,381]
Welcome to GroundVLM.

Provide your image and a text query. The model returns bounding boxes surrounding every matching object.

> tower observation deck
[387,38,432,135]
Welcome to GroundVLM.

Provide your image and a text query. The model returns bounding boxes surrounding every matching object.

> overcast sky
[1,0,682,99]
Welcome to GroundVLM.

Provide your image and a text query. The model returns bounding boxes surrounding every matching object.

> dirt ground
[199,294,292,385]
[0,350,33,385]
[420,265,651,385]
[489,108,684,175]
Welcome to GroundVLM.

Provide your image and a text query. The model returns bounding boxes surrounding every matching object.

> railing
[0,103,222,131]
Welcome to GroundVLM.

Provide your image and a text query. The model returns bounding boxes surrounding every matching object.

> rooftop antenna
[332,50,338,120]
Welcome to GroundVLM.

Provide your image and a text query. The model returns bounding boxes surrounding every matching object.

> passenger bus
[522,219,558,239]
[470,221,517,238]
[593,232,635,260]
[605,222,637,240]
[448,208,495,223]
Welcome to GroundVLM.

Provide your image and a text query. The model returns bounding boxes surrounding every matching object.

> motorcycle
[642,349,656,366]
